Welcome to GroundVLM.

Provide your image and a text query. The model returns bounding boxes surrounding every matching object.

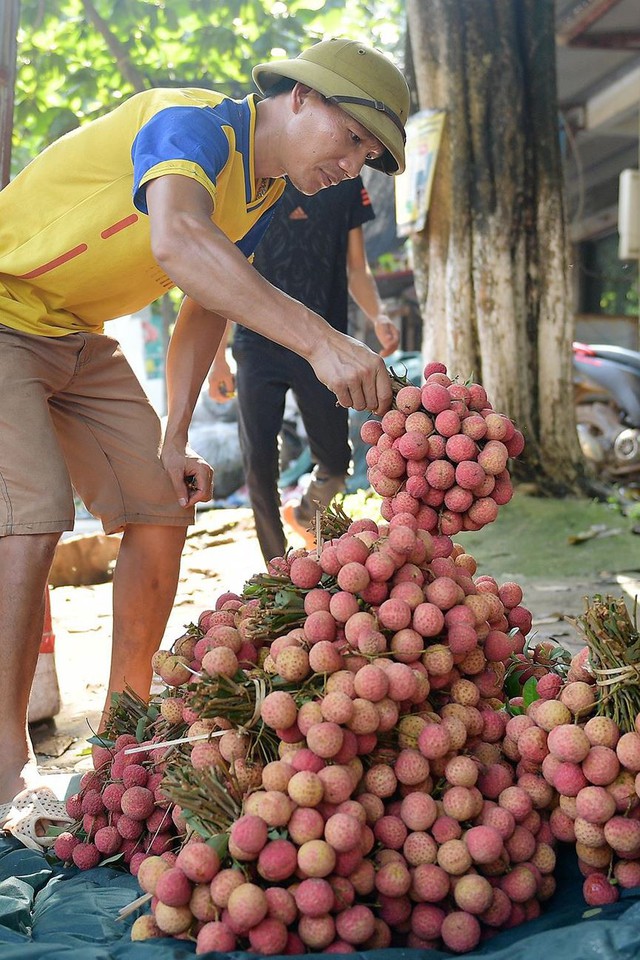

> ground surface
[32,490,640,778]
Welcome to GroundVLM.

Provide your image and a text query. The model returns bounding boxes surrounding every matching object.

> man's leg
[100,523,187,729]
[233,339,289,566]
[0,533,60,804]
[292,356,351,522]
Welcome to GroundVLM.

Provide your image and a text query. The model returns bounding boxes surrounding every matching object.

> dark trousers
[233,334,351,565]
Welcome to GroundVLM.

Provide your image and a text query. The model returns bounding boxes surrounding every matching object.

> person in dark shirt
[209,177,399,564]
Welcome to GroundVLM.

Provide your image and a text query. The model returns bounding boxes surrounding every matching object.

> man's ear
[291,82,314,114]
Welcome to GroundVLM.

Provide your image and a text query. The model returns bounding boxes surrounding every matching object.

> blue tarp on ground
[2,836,640,959]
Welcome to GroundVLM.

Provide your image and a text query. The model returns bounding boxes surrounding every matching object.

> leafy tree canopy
[13,0,403,174]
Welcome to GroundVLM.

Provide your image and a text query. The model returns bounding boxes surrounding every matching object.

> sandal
[1,786,74,852]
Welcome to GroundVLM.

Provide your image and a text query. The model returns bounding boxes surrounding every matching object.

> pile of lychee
[507,653,640,910]
[51,360,640,955]
[362,361,524,540]
[52,612,266,870]
[53,736,184,872]
[115,517,566,954]
[53,734,178,872]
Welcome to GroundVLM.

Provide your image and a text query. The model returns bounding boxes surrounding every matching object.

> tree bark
[0,0,20,187]
[407,0,585,491]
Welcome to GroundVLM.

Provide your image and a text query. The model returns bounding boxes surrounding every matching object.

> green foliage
[375,245,410,273]
[12,0,404,174]
[504,675,540,717]
[342,487,384,520]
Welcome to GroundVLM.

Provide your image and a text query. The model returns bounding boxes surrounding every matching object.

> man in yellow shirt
[0,38,409,844]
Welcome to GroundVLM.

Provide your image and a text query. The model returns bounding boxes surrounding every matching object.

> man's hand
[308,330,393,415]
[162,445,215,507]
[374,312,401,358]
[208,356,236,403]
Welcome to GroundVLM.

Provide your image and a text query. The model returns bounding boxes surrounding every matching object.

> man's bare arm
[145,174,392,414]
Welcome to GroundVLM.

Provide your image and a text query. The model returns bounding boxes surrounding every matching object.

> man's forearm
[164,225,332,368]
[148,182,331,362]
[208,319,233,377]
[164,298,228,445]
[146,176,393,414]
[348,263,386,324]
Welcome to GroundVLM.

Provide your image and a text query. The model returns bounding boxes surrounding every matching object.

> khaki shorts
[0,323,194,535]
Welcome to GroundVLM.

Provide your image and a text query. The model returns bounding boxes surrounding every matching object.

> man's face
[284,86,384,195]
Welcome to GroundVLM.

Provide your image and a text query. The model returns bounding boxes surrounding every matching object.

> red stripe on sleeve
[101,214,139,238]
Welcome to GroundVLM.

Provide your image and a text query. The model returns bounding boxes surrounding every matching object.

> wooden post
[0,0,20,187]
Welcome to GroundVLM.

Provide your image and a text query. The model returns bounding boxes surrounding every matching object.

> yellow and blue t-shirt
[0,88,284,336]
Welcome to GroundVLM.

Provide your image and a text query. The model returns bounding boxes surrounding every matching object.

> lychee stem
[569,595,640,732]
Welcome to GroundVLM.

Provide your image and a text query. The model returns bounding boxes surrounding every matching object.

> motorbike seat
[573,342,640,373]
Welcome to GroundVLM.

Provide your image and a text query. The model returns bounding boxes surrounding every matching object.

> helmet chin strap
[326,94,406,142]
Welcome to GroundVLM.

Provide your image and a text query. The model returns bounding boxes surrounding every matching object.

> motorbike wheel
[575,400,637,484]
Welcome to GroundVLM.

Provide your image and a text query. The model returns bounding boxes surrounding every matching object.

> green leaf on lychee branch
[274,588,305,610]
[268,827,288,841]
[503,665,526,700]
[206,833,229,858]
[87,734,115,748]
[44,823,75,840]
[98,852,126,868]
[135,717,148,742]
[523,676,541,708]
[506,703,525,717]
[544,646,574,666]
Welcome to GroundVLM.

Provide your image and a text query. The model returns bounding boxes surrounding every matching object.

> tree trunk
[0,0,20,187]
[407,0,585,492]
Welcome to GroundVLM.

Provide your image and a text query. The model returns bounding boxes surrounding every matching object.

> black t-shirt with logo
[235,176,375,343]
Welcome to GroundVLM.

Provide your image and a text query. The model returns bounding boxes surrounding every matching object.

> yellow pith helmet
[253,38,410,175]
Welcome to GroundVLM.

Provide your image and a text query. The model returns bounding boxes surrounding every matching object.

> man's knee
[0,531,60,562]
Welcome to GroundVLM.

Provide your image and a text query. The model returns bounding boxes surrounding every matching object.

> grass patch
[343,488,640,583]
[454,493,639,581]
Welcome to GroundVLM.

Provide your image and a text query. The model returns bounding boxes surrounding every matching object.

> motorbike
[573,341,640,485]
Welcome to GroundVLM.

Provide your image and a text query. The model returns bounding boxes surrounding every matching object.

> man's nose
[338,155,363,180]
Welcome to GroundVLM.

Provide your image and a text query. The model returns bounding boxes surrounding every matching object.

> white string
[124,677,267,754]
[123,730,227,755]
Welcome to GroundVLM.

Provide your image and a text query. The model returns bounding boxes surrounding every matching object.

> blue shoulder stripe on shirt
[131,99,252,213]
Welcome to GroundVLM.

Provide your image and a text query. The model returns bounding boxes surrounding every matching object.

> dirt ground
[32,492,640,778]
